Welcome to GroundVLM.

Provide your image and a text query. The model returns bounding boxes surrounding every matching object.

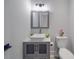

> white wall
[67,0,74,53]
[4,0,31,59]
[4,0,74,59]
[49,0,71,56]
[50,0,74,54]
[4,0,11,59]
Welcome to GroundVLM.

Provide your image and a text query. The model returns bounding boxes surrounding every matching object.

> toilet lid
[59,48,74,59]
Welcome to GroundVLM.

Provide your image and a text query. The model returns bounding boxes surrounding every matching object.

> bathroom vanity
[23,7,51,59]
[23,34,50,59]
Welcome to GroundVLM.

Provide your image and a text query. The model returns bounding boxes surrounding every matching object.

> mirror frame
[31,11,49,29]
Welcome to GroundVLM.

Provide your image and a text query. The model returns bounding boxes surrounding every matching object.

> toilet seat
[59,48,74,59]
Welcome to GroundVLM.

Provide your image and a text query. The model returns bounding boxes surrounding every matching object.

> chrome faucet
[39,28,42,33]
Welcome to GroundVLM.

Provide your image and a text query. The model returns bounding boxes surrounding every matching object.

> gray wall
[4,0,74,59]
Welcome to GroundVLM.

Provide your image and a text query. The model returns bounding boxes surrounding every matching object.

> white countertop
[23,37,51,42]
[30,34,46,39]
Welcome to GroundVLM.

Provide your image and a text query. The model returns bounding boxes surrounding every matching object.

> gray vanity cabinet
[23,42,50,59]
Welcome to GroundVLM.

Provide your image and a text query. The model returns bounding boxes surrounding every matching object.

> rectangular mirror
[32,12,39,28]
[40,12,49,28]
[31,11,49,28]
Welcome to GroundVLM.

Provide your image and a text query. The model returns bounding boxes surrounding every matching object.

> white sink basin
[30,34,46,39]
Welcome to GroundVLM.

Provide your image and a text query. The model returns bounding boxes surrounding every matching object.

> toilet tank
[56,36,68,48]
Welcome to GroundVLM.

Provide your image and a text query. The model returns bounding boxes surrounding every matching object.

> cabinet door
[38,42,50,59]
[26,44,34,54]
[39,44,47,54]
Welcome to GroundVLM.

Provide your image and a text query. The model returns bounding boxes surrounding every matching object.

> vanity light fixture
[35,3,44,7]
[32,3,48,11]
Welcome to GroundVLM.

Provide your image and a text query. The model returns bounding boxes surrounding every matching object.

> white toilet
[56,36,74,59]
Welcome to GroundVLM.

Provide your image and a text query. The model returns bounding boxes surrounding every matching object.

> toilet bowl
[59,48,74,59]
